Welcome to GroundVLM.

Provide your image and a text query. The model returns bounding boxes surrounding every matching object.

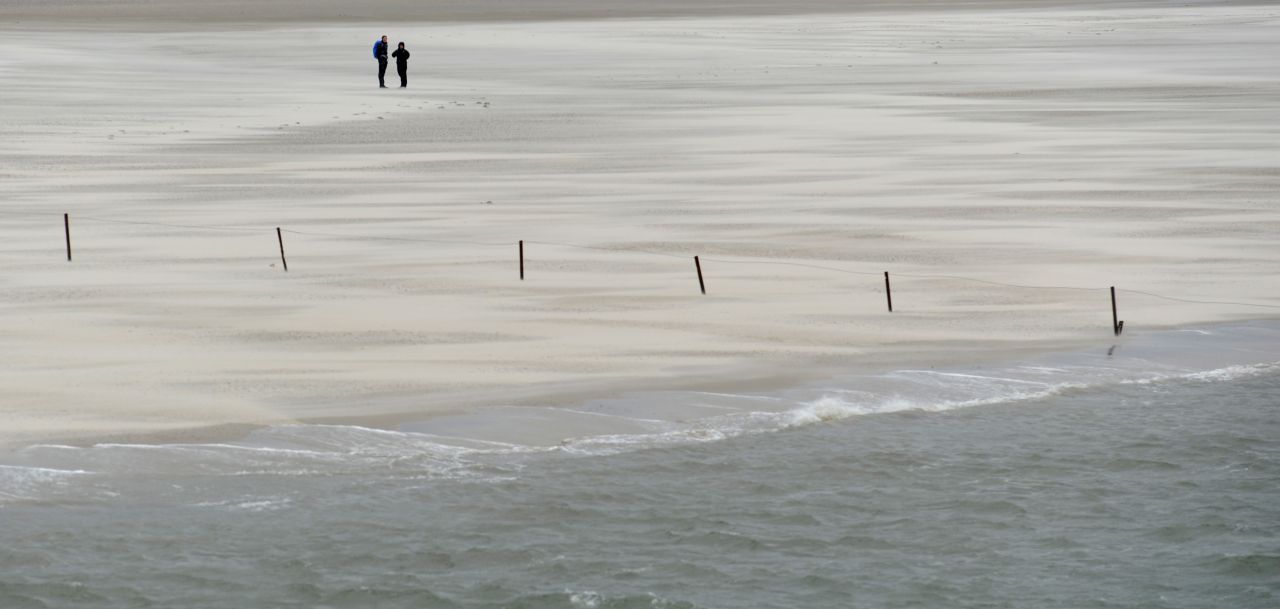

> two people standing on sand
[372,35,411,88]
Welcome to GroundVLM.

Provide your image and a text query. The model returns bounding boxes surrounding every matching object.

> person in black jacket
[391,42,410,88]
[374,35,389,88]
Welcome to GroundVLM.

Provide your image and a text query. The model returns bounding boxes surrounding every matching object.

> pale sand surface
[2,6,1279,449]
[3,0,1262,24]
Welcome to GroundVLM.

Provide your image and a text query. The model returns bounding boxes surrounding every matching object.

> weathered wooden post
[884,271,893,312]
[694,256,706,295]
[64,213,72,262]
[1111,286,1124,336]
[276,227,288,272]
[519,240,525,280]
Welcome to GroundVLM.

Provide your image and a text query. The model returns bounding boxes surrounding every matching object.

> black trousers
[397,64,407,87]
[377,57,388,86]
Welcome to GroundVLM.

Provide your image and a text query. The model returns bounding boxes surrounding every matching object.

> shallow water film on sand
[2,325,1278,608]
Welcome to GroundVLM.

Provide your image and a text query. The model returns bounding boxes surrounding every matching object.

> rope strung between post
[8,209,1280,311]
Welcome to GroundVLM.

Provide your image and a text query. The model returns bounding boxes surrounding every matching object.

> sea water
[1,323,1277,608]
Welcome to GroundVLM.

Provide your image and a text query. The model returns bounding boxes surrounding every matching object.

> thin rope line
[892,272,1107,292]
[0,210,264,233]
[525,239,690,261]
[1117,289,1280,311]
[280,228,510,247]
[76,216,261,234]
[702,257,881,277]
[0,209,68,219]
[4,208,1278,311]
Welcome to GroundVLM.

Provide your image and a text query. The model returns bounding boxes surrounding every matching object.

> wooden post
[64,213,71,262]
[1111,286,1123,336]
[884,271,893,312]
[519,240,524,280]
[276,227,288,272]
[694,256,706,295]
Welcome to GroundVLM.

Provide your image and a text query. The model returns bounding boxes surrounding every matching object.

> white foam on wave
[0,464,90,481]
[780,383,1083,429]
[0,464,92,504]
[193,496,294,512]
[564,589,685,609]
[547,380,1083,454]
[8,424,515,484]
[1119,361,1280,386]
[568,590,603,609]
[548,353,1280,454]
[556,425,738,456]
[775,359,1278,431]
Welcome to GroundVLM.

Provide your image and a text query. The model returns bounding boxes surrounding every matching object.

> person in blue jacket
[373,35,389,88]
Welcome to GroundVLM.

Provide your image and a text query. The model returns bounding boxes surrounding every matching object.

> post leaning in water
[64,213,71,261]
[1111,286,1124,336]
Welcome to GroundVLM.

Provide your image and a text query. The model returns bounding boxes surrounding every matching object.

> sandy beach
[2,2,1279,450]
[4,0,1246,24]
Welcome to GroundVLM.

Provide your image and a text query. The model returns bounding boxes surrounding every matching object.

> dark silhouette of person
[373,35,389,88]
[392,42,411,88]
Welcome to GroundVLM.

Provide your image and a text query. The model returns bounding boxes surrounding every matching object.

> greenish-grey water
[2,324,1278,608]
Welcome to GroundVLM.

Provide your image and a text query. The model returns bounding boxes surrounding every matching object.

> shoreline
[0,334,1088,451]
[8,317,1278,454]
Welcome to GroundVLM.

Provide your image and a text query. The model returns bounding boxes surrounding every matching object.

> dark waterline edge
[8,316,1278,458]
